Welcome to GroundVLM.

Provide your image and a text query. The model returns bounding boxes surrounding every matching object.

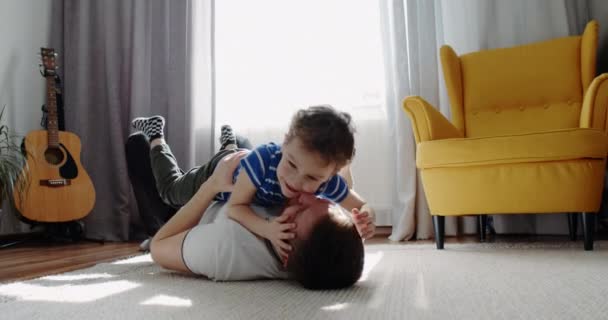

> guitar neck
[46,76,59,148]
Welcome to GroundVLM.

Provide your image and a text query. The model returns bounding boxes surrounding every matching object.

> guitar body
[13,130,96,222]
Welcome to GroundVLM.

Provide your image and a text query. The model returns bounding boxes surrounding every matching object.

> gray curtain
[59,0,206,241]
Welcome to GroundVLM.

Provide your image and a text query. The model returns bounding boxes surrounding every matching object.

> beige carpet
[1,240,607,320]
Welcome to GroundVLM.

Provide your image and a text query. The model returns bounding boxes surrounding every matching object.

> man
[126,133,366,289]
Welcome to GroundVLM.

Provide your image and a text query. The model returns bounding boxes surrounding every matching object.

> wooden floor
[0,238,140,283]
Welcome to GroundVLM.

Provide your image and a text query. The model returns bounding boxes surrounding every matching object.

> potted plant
[0,106,28,206]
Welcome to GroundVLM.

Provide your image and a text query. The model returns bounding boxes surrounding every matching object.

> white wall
[0,0,57,234]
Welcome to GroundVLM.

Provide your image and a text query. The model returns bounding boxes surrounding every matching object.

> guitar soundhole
[44,147,65,165]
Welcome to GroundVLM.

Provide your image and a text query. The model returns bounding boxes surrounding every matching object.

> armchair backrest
[441,21,598,138]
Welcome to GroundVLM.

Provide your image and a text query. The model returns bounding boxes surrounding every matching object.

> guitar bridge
[40,179,72,187]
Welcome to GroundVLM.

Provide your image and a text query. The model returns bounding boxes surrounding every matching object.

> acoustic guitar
[13,48,96,223]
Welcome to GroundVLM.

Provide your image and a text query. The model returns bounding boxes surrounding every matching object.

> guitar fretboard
[46,76,59,148]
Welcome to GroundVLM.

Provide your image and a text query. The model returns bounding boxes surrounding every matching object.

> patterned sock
[219,125,237,151]
[131,115,165,140]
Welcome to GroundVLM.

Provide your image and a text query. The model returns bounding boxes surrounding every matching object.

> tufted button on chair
[402,20,608,250]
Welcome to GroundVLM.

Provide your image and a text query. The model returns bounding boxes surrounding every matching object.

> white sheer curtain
[191,0,215,168]
[380,0,439,241]
[381,0,578,240]
[213,0,394,225]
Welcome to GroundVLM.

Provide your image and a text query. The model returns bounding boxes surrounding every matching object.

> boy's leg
[125,133,177,237]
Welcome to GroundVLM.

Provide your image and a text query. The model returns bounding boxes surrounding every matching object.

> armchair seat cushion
[417,128,608,169]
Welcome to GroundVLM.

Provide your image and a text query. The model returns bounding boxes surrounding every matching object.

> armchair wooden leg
[433,215,445,250]
[582,212,595,251]
[567,213,578,241]
[478,215,487,242]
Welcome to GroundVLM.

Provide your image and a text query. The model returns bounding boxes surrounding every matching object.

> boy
[132,105,375,261]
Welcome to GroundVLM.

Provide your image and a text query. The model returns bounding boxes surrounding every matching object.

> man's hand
[352,205,376,240]
[207,150,248,193]
[266,205,300,264]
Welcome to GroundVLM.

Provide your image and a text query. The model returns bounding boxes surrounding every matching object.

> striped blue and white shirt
[215,143,349,209]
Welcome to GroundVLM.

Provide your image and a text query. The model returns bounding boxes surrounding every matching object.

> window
[214,0,392,224]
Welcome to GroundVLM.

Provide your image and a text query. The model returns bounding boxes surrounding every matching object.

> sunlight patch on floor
[321,302,350,311]
[141,294,193,307]
[359,251,383,282]
[112,255,152,265]
[41,273,114,281]
[0,280,140,303]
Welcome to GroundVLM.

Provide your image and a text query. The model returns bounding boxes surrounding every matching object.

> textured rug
[1,240,607,320]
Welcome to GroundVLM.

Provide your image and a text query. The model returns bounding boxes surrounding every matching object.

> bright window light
[215,0,385,143]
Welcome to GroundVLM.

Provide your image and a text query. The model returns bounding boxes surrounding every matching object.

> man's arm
[150,151,246,272]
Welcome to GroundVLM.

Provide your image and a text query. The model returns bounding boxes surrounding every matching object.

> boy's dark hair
[285,105,356,169]
[286,214,364,290]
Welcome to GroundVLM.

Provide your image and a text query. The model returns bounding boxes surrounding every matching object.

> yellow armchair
[403,20,608,250]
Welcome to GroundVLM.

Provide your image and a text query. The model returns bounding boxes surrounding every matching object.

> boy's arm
[338,164,354,188]
[228,171,296,260]
[339,188,376,240]
[150,151,246,272]
[226,170,267,236]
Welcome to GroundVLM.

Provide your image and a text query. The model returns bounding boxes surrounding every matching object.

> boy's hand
[207,150,248,193]
[266,205,300,264]
[352,206,376,240]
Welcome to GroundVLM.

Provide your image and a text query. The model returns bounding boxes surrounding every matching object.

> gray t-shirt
[181,201,288,281]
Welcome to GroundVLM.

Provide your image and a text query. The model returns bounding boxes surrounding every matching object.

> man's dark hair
[285,105,356,169]
[286,215,364,290]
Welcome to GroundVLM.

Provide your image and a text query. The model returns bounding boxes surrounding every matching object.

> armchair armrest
[402,96,463,143]
[580,73,608,133]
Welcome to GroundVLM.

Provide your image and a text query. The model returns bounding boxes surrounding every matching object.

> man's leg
[149,142,211,207]
[236,134,253,150]
[132,116,210,207]
[134,117,245,207]
[125,133,177,238]
[133,118,247,207]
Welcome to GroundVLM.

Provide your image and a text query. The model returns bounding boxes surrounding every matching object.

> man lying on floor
[148,150,365,290]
